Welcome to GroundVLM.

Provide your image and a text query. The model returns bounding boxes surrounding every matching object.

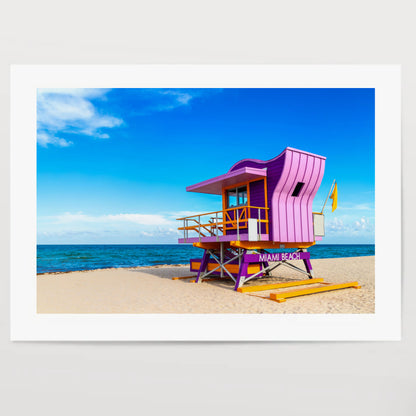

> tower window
[291,182,305,197]
[226,185,247,208]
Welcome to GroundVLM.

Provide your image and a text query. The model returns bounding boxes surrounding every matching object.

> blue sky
[37,88,375,244]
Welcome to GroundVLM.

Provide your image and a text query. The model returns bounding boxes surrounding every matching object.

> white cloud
[327,217,346,232]
[37,132,73,148]
[353,217,372,231]
[326,216,374,236]
[134,88,222,115]
[39,88,111,98]
[37,211,183,244]
[139,228,180,238]
[105,213,171,225]
[37,88,123,147]
[54,212,171,226]
[337,203,374,211]
[39,210,374,244]
[169,210,204,218]
[37,88,222,147]
[157,90,193,109]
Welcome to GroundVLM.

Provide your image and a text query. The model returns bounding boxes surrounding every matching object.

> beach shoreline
[36,263,189,276]
[37,256,375,314]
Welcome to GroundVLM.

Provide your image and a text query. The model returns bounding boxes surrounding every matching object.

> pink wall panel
[299,156,315,241]
[291,153,309,242]
[271,150,294,241]
[269,149,325,243]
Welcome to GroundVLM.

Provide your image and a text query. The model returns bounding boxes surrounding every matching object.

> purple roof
[228,147,326,172]
[186,166,267,195]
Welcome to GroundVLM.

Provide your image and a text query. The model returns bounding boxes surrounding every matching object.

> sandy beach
[37,256,374,314]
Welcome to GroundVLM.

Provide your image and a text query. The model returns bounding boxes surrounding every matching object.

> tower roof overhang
[186,167,267,195]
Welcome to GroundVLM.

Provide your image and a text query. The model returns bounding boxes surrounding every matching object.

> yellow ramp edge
[237,278,324,293]
[270,281,361,303]
[172,275,197,280]
[189,277,231,283]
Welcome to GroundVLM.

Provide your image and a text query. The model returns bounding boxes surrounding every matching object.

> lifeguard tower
[177,147,360,299]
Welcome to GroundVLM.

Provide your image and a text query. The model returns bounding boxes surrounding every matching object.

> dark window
[291,182,305,197]
[238,186,247,206]
[227,189,237,207]
[226,185,247,208]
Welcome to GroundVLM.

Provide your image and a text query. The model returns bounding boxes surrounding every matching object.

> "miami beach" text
[258,252,301,262]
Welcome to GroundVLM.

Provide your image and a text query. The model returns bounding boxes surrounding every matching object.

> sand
[37,256,374,314]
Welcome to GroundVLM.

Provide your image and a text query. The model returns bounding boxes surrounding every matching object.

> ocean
[37,244,375,274]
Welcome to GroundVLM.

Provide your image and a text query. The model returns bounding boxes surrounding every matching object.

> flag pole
[320,179,336,214]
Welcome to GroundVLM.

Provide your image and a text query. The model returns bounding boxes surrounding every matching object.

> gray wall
[1,1,414,414]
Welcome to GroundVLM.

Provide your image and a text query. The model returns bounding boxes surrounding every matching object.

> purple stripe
[276,151,294,241]
[293,153,309,241]
[301,157,315,241]
[306,158,325,240]
[286,152,302,241]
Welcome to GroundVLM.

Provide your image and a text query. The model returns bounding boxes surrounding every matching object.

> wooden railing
[177,206,269,242]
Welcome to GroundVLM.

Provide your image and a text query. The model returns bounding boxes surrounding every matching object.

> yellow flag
[330,182,338,212]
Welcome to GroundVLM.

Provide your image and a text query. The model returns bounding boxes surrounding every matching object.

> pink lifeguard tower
[177,147,331,291]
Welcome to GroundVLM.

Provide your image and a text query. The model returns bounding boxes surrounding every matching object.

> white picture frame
[10,65,401,341]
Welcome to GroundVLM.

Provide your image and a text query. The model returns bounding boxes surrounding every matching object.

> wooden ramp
[189,277,231,283]
[173,274,361,303]
[237,278,324,293]
[269,281,361,303]
[238,278,361,303]
[172,275,231,283]
[171,275,197,280]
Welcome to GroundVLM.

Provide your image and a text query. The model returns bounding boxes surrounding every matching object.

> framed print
[10,65,401,340]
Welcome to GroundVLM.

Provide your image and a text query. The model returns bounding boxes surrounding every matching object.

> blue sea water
[37,244,375,274]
